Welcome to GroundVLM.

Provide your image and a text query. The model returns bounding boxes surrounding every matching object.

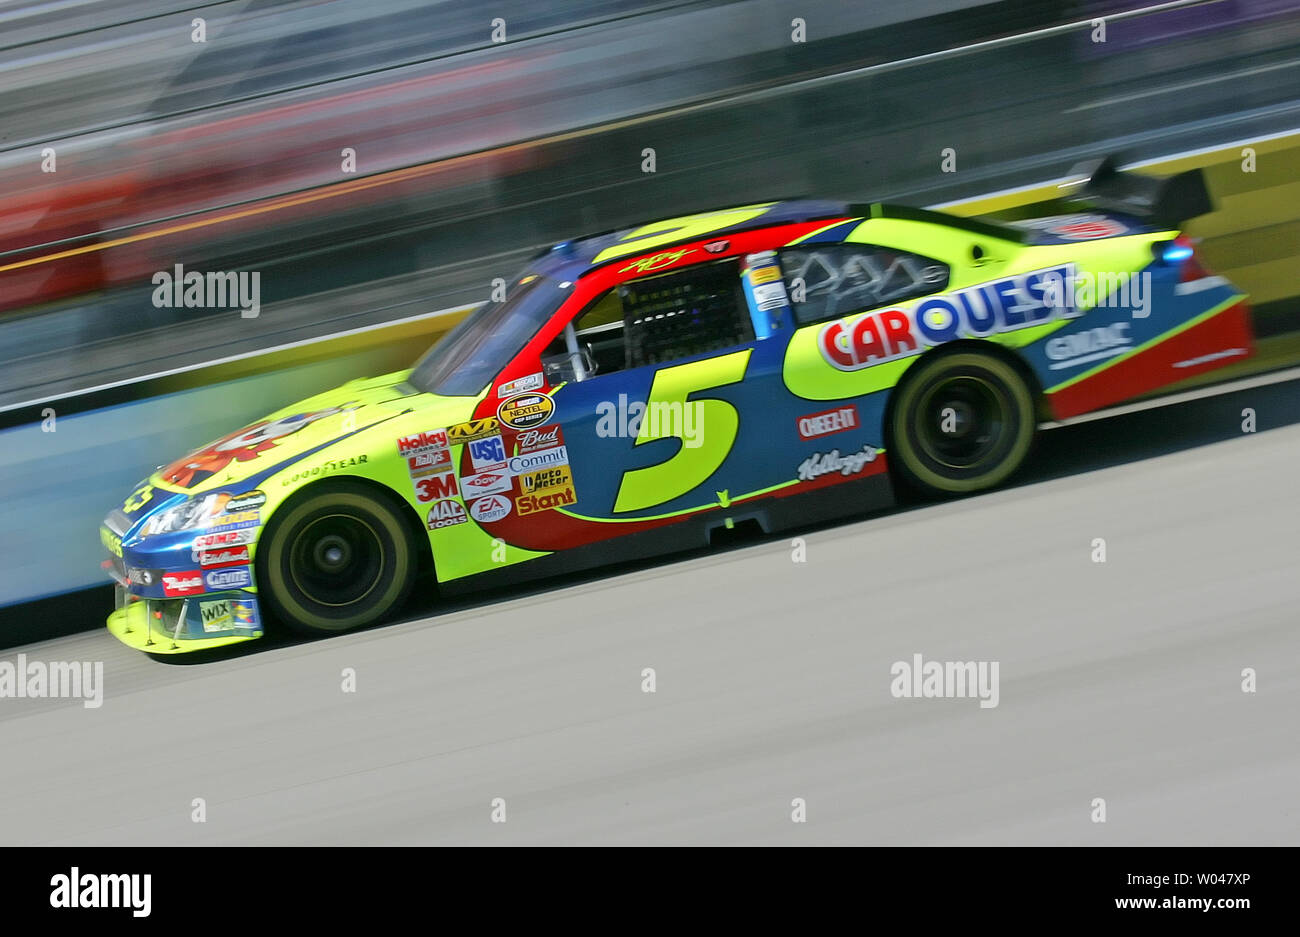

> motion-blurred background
[1,0,1298,611]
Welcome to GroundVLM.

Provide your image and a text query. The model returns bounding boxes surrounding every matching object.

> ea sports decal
[469,495,512,523]
[497,392,554,430]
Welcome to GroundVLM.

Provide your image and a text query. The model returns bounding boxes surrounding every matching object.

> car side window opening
[543,259,755,383]
[777,244,950,326]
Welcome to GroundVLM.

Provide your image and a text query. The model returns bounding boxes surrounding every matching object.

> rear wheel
[888,350,1036,497]
[257,481,418,634]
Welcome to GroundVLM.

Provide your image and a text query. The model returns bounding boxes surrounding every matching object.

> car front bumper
[105,588,263,654]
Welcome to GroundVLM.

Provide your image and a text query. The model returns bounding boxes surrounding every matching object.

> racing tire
[257,481,418,635]
[888,350,1036,497]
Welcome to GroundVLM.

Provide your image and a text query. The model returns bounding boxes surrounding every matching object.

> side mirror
[541,347,596,384]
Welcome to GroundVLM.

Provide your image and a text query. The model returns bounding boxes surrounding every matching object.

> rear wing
[1063,155,1213,229]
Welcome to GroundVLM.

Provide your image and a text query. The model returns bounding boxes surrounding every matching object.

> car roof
[526,198,1027,281]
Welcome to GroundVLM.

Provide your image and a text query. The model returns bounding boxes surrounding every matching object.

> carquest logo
[497,392,554,430]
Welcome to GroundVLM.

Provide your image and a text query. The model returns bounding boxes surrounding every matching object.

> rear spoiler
[1063,155,1213,229]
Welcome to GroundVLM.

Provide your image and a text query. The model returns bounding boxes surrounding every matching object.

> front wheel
[888,350,1037,497]
[257,481,418,634]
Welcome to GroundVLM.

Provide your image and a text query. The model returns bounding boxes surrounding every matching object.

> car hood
[148,371,441,496]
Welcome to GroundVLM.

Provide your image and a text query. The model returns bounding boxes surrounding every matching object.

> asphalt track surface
[0,374,1296,845]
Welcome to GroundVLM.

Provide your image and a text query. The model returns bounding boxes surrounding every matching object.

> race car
[100,156,1253,653]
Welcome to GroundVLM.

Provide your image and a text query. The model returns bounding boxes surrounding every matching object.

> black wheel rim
[287,513,385,608]
[915,374,1011,471]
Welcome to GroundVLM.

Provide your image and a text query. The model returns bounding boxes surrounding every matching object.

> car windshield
[407,274,565,397]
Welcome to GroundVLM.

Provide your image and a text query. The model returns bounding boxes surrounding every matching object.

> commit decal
[819,264,1080,371]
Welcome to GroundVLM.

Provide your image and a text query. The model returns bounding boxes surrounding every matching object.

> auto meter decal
[497,392,554,430]
[160,405,359,489]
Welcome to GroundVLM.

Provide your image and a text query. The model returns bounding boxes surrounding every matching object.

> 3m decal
[415,471,459,503]
[613,350,751,514]
[518,465,574,496]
